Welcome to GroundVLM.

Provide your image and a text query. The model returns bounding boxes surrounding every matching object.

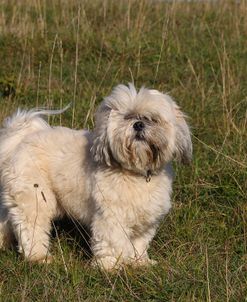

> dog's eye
[143,116,149,122]
[124,114,135,120]
[143,116,158,124]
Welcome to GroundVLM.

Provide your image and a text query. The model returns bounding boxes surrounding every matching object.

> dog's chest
[123,179,168,224]
[94,170,172,228]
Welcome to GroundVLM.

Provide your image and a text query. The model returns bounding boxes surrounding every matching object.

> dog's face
[92,84,192,177]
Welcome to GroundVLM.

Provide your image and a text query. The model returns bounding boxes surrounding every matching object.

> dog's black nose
[133,121,145,132]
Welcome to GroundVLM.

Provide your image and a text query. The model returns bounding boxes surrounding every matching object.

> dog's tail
[2,104,70,132]
[0,104,70,164]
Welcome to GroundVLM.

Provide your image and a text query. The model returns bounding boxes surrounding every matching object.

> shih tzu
[0,84,192,270]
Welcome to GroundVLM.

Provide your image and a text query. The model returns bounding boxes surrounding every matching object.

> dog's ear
[91,102,112,166]
[173,104,192,164]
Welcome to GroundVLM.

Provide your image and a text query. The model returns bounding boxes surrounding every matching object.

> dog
[0,84,192,270]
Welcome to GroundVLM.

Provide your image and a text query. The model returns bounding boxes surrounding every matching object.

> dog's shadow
[0,217,92,262]
[52,217,92,260]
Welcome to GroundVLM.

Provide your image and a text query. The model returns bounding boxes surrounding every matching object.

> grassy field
[0,0,246,301]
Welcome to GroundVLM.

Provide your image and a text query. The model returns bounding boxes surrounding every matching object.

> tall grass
[0,0,246,301]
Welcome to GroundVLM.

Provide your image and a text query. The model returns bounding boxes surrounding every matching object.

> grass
[0,0,246,301]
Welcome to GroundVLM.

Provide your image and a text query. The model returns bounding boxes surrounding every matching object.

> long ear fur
[174,104,192,164]
[91,102,112,166]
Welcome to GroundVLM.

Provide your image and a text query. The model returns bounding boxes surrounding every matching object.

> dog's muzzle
[133,121,145,132]
[133,121,145,141]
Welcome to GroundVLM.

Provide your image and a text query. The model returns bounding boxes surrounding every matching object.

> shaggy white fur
[0,84,192,269]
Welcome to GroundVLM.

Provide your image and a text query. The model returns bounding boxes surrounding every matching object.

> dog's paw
[142,258,157,266]
[37,255,53,264]
[91,256,122,271]
[133,257,157,267]
[27,254,53,264]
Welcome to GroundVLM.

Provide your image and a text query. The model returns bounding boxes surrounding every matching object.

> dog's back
[0,107,68,165]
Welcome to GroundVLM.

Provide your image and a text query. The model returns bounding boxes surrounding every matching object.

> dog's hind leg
[7,185,57,263]
[0,205,15,249]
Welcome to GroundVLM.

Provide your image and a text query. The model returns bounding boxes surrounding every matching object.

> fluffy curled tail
[0,104,70,164]
[2,104,70,131]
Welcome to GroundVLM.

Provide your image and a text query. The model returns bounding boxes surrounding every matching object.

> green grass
[0,0,246,301]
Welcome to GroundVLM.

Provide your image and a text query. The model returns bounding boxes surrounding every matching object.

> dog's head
[92,84,192,177]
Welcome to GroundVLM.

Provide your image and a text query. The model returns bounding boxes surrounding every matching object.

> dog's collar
[146,170,152,182]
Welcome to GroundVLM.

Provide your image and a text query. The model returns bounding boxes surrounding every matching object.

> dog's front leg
[91,212,135,270]
[131,227,158,266]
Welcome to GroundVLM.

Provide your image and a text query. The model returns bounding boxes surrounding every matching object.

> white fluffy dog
[0,84,192,269]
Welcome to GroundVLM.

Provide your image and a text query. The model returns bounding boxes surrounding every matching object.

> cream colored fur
[0,84,192,270]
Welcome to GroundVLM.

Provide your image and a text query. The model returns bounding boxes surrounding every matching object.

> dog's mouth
[134,133,159,161]
[135,132,146,141]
